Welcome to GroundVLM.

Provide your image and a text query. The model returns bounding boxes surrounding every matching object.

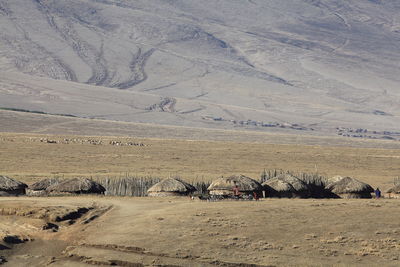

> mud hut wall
[264,191,308,199]
[386,193,400,199]
[209,189,262,196]
[337,192,372,199]
[26,189,47,196]
[148,191,189,197]
[209,189,234,196]
[0,188,26,196]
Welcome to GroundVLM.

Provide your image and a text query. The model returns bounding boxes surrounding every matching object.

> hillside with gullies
[1,0,400,139]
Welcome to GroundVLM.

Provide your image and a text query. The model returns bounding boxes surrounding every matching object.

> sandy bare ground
[0,196,399,266]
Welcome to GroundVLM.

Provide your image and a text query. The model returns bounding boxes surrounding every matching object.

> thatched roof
[147,178,196,193]
[29,178,60,191]
[46,178,105,194]
[207,175,262,192]
[325,177,373,194]
[0,176,27,191]
[275,174,309,191]
[386,184,400,194]
[263,174,309,191]
[325,175,345,186]
[296,174,327,187]
[263,178,295,192]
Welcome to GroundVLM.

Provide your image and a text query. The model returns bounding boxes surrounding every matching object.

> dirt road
[1,197,400,266]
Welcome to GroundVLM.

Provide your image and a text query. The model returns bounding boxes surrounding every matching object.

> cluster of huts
[0,174,399,199]
[147,174,398,199]
[0,176,105,196]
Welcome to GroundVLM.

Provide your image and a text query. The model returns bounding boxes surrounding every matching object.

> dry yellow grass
[1,132,399,189]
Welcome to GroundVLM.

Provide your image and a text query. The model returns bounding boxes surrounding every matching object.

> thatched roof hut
[207,175,263,196]
[325,177,373,198]
[0,176,27,196]
[147,178,196,197]
[263,174,310,198]
[263,179,295,198]
[386,184,400,199]
[27,178,60,196]
[46,178,105,194]
[29,178,60,191]
[296,174,337,198]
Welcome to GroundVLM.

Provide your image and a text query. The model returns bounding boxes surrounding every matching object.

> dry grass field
[1,197,400,266]
[1,132,400,189]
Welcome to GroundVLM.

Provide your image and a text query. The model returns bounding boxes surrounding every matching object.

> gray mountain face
[1,0,400,139]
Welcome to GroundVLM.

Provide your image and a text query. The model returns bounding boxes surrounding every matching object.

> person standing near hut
[375,188,381,199]
[253,191,259,201]
[233,183,241,199]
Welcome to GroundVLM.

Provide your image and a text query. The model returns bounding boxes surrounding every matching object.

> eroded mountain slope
[1,0,400,137]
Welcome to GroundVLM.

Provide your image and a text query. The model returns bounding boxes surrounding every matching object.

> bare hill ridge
[1,0,400,138]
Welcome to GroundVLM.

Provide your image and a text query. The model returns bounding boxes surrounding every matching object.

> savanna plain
[1,117,400,266]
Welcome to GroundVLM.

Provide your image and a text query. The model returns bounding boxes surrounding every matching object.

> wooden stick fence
[92,176,211,197]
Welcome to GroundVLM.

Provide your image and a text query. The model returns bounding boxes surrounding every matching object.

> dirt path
[1,197,399,266]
